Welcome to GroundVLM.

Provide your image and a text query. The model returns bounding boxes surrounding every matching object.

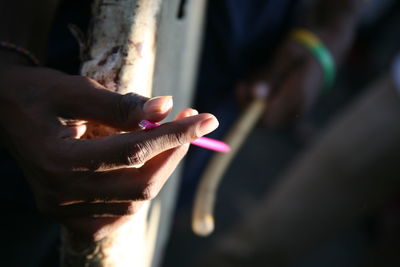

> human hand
[236,40,324,127]
[0,64,219,240]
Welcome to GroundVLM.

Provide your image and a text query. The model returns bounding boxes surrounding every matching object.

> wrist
[316,19,357,64]
[289,28,336,92]
[297,0,364,64]
[0,0,60,63]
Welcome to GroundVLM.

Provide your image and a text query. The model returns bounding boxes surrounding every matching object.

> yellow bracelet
[290,29,335,92]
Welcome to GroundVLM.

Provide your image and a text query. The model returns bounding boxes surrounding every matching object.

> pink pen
[138,120,231,153]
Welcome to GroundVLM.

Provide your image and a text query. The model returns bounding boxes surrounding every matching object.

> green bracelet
[290,29,336,92]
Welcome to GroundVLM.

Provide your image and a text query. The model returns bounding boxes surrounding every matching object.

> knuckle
[114,93,147,127]
[124,203,141,215]
[167,131,188,146]
[125,142,152,166]
[164,123,195,147]
[114,94,132,127]
[131,181,160,201]
[139,182,159,201]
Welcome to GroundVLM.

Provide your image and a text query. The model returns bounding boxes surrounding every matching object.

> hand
[0,64,219,240]
[236,40,324,127]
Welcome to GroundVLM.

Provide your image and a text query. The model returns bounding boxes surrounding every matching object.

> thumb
[59,76,173,130]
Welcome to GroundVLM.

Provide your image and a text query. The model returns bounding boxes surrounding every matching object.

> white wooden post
[61,0,207,266]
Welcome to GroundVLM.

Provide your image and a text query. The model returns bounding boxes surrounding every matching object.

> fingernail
[197,115,219,136]
[188,109,199,116]
[181,108,199,118]
[143,96,173,114]
[253,83,269,99]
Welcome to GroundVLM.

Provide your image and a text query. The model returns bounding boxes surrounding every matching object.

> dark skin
[0,1,219,240]
[1,0,364,241]
[237,0,365,127]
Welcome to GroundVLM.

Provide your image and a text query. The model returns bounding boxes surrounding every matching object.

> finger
[63,216,132,241]
[56,76,173,130]
[235,42,304,109]
[235,81,254,108]
[64,145,189,202]
[174,108,199,119]
[252,82,270,99]
[264,59,306,100]
[74,124,87,139]
[137,143,190,195]
[59,124,87,139]
[51,201,145,218]
[63,113,219,171]
[263,71,304,127]
[265,42,308,92]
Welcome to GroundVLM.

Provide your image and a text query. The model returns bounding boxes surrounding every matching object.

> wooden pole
[61,0,207,266]
[192,99,266,236]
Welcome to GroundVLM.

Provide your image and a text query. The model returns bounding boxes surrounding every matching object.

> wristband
[289,29,335,92]
[0,41,41,66]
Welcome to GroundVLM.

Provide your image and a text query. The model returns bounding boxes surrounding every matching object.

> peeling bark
[62,1,161,266]
[61,0,207,266]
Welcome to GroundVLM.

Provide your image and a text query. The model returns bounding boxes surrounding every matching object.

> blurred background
[162,0,400,266]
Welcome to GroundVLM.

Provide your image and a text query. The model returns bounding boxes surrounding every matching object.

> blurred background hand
[236,39,324,128]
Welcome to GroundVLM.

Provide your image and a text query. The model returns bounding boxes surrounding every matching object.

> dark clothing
[195,0,300,112]
[182,0,301,207]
